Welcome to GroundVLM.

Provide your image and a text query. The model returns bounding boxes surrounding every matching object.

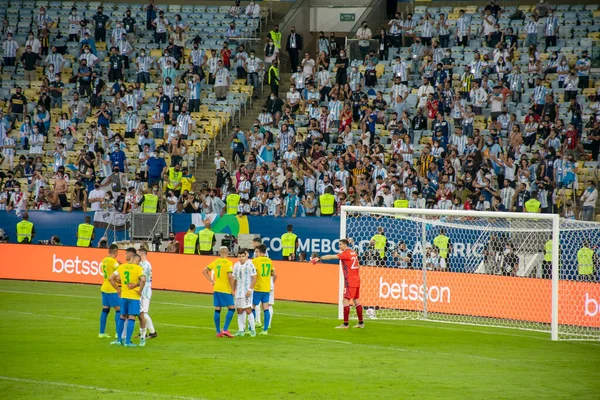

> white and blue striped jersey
[140,260,152,299]
[233,260,257,298]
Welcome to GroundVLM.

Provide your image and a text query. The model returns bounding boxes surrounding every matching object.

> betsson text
[379,277,451,303]
[52,254,101,276]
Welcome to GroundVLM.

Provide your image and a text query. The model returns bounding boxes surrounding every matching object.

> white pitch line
[3,289,598,346]
[160,323,354,345]
[0,376,205,400]
[1,310,87,321]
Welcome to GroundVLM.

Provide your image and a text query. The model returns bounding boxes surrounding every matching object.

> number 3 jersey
[115,263,145,300]
[252,256,274,292]
[233,261,257,298]
[339,249,361,288]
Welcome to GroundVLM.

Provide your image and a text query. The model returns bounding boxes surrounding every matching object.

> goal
[340,206,600,341]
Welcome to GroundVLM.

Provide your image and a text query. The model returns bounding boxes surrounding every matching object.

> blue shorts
[101,292,120,308]
[120,298,141,316]
[253,291,270,306]
[213,292,234,308]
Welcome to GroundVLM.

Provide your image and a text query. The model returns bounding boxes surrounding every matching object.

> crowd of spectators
[0,1,263,216]
[0,0,599,222]
[216,0,599,220]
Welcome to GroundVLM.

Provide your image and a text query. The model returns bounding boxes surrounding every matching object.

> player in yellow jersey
[109,250,146,347]
[252,244,277,335]
[99,244,120,339]
[203,246,236,338]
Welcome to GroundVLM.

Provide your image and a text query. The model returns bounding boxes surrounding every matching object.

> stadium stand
[0,0,599,223]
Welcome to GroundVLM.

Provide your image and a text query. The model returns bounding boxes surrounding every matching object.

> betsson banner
[0,244,338,304]
[1,244,598,327]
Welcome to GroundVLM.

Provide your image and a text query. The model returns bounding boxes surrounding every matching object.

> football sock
[269,305,273,325]
[114,311,120,336]
[263,309,271,331]
[254,304,261,324]
[126,319,135,344]
[213,310,221,333]
[356,305,364,323]
[343,306,350,325]
[248,312,255,331]
[121,322,127,340]
[237,313,245,332]
[144,313,155,334]
[116,317,125,342]
[100,308,109,334]
[224,309,235,331]
[140,327,147,340]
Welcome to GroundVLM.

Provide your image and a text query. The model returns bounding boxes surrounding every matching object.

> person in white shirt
[166,191,179,213]
[28,127,44,155]
[233,250,258,336]
[25,32,42,55]
[246,1,261,18]
[470,81,488,115]
[152,10,169,45]
[417,78,434,109]
[213,60,230,101]
[244,50,263,97]
[301,52,315,78]
[88,182,106,211]
[356,21,372,60]
[138,248,157,342]
[286,85,301,112]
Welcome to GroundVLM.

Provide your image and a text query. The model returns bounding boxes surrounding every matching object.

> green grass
[0,280,599,399]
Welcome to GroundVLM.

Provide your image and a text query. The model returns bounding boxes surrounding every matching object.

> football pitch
[0,280,599,399]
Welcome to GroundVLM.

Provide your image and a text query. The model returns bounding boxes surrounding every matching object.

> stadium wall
[1,243,598,327]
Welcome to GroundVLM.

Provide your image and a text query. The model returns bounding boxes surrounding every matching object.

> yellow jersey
[181,175,196,193]
[252,256,274,292]
[115,263,145,300]
[100,256,119,293]
[207,257,234,294]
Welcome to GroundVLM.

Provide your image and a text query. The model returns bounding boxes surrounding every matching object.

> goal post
[339,206,600,341]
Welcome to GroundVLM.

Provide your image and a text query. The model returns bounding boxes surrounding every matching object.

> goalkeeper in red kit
[315,238,364,329]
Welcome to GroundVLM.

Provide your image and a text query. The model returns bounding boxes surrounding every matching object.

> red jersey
[338,249,360,288]
[565,130,578,150]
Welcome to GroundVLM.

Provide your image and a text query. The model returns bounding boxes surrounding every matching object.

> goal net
[340,206,600,341]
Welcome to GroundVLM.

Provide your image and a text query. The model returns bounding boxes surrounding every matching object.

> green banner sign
[340,13,355,22]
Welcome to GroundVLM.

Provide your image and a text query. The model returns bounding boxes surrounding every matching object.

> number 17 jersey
[339,249,360,288]
[252,256,274,292]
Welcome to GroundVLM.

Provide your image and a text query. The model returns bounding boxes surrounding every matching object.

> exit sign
[340,13,355,22]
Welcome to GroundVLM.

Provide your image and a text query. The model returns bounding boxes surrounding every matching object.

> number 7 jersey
[252,256,274,292]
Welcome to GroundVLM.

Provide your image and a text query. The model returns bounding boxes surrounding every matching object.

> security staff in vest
[542,238,553,279]
[524,191,541,213]
[269,24,282,50]
[165,163,183,197]
[183,224,199,255]
[281,224,299,261]
[394,192,409,209]
[198,220,217,255]
[577,240,597,282]
[319,187,336,216]
[226,191,241,215]
[370,227,387,266]
[138,185,161,213]
[433,228,452,269]
[16,212,35,244]
[268,60,280,97]
[76,215,95,247]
